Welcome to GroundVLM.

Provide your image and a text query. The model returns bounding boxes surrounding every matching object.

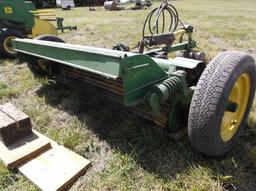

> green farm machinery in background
[0,0,76,58]
[12,1,256,157]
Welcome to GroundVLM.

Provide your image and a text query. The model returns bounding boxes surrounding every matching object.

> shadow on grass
[36,83,256,190]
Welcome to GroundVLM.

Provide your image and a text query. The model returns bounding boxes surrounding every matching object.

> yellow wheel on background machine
[3,35,16,55]
[188,51,256,157]
[0,28,25,58]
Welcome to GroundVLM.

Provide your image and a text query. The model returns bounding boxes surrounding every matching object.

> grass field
[1,0,256,190]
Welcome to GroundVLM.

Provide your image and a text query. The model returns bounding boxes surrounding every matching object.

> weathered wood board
[0,130,51,170]
[19,146,91,191]
[0,103,91,190]
[0,103,32,146]
[0,103,32,131]
[0,110,17,146]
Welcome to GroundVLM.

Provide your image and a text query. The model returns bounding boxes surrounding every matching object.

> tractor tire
[0,28,25,58]
[34,35,65,43]
[27,35,65,78]
[27,58,48,78]
[188,51,256,157]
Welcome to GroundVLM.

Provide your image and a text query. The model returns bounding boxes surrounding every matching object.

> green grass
[1,0,256,190]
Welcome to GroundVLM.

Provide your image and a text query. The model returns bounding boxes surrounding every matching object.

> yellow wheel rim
[3,36,16,54]
[221,73,251,142]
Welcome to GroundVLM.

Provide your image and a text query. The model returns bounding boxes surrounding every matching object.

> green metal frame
[164,40,197,53]
[0,0,35,29]
[13,38,203,130]
[56,17,77,32]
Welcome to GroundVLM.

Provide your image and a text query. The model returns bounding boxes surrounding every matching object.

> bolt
[230,120,238,131]
[231,120,238,125]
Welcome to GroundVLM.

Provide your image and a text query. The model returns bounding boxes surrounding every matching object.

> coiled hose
[142,0,185,38]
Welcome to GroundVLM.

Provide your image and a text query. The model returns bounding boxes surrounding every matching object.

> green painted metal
[13,38,199,102]
[0,0,35,29]
[0,0,76,36]
[13,38,202,75]
[13,38,203,130]
[13,38,125,78]
[56,17,77,32]
[120,55,168,106]
[163,40,197,53]
[143,38,197,60]
[154,56,202,70]
[144,71,192,114]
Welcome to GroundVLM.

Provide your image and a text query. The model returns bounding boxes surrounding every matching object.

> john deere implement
[12,1,256,157]
[0,0,76,58]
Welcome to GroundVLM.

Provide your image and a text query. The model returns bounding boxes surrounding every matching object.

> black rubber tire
[0,28,25,58]
[63,6,71,10]
[188,51,256,157]
[27,58,48,78]
[27,35,65,77]
[34,35,65,43]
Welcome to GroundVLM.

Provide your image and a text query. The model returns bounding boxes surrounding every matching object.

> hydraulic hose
[142,0,185,38]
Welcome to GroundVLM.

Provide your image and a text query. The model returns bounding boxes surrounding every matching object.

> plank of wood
[0,110,18,146]
[0,103,32,130]
[0,130,51,170]
[0,103,32,146]
[33,130,58,147]
[19,146,91,191]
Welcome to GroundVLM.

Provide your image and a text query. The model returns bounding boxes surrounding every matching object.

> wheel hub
[221,73,251,142]
[4,36,16,54]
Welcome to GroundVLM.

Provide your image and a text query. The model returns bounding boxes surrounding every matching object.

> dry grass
[1,0,256,190]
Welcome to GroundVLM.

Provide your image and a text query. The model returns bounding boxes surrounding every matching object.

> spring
[142,0,185,38]
[162,76,181,95]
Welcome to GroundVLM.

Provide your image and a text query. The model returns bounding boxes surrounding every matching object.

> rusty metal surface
[57,65,171,128]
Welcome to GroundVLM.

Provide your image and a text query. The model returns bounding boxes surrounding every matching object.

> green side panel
[25,1,37,11]
[154,56,202,71]
[13,39,124,78]
[0,0,35,28]
[120,55,168,106]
